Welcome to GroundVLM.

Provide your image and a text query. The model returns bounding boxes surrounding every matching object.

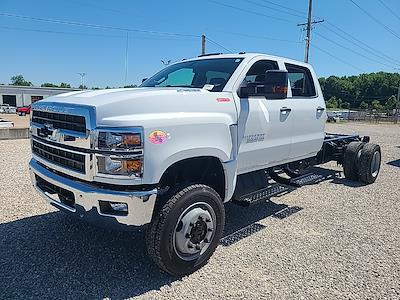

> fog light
[99,200,128,216]
[110,202,128,212]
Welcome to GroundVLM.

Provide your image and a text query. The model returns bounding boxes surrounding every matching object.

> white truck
[29,53,381,276]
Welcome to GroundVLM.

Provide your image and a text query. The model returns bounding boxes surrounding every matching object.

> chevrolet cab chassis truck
[29,53,381,276]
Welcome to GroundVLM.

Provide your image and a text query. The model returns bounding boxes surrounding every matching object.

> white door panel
[237,97,292,173]
[288,98,326,159]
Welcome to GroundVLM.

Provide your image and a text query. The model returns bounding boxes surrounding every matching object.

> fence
[328,109,400,123]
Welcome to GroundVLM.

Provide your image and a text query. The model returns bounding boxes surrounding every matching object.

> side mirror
[237,82,249,98]
[264,70,288,99]
[142,78,148,83]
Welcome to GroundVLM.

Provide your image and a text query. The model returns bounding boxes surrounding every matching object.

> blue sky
[1,0,399,88]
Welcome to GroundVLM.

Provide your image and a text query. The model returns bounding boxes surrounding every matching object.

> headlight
[97,156,143,176]
[98,131,141,151]
[96,128,143,177]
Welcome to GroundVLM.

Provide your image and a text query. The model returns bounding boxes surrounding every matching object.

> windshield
[141,58,243,92]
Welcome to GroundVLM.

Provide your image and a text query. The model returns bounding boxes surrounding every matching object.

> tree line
[319,72,399,111]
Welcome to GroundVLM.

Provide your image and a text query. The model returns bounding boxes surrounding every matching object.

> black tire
[146,184,225,276]
[358,143,381,184]
[343,141,365,180]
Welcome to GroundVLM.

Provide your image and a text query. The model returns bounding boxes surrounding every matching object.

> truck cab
[29,53,380,276]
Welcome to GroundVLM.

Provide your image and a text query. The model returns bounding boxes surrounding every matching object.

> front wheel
[146,184,225,276]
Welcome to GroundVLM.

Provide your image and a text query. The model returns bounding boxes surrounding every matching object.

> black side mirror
[142,78,148,83]
[264,70,288,99]
[237,82,249,98]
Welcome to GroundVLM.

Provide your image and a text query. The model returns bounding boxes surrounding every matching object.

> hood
[34,87,236,127]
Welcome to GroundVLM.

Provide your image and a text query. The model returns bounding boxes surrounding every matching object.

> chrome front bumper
[29,159,157,228]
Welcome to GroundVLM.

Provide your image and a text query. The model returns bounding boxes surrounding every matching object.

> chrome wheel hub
[371,151,381,177]
[173,202,216,261]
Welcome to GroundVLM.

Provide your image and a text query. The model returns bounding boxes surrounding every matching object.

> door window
[244,60,279,96]
[285,63,316,97]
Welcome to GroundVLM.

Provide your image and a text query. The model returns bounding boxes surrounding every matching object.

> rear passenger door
[285,63,326,160]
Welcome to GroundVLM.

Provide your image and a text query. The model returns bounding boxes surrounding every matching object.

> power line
[0,25,191,40]
[208,0,295,24]
[206,36,233,53]
[0,12,200,38]
[244,0,305,18]
[323,21,400,66]
[212,30,302,44]
[314,31,395,69]
[312,44,366,73]
[257,0,307,16]
[377,0,400,22]
[247,0,400,67]
[349,0,400,40]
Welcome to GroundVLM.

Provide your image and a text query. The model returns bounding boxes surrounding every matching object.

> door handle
[317,107,325,112]
[280,107,292,113]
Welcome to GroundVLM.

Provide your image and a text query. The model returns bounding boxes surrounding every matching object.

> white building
[0,85,80,107]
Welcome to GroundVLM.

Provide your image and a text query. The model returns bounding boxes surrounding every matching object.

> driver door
[236,59,292,174]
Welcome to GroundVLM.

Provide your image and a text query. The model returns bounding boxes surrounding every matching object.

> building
[0,85,80,107]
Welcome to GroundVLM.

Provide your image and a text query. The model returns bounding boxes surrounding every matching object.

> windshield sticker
[149,130,169,144]
[203,84,214,91]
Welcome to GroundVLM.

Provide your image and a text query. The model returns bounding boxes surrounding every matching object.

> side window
[244,60,279,96]
[285,63,316,97]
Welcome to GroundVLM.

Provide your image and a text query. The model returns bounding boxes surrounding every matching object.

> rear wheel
[343,141,365,181]
[358,143,381,184]
[146,184,225,276]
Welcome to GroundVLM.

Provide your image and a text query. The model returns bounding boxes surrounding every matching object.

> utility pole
[77,72,86,89]
[304,0,313,63]
[297,0,324,63]
[201,34,206,55]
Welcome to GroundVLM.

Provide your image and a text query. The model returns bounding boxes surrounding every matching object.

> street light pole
[77,72,86,90]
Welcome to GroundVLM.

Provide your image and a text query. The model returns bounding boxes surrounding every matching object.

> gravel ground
[1,122,399,299]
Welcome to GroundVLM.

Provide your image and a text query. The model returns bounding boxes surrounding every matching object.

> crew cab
[29,53,381,276]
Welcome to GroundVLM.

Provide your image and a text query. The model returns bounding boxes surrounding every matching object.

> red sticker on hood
[216,98,231,102]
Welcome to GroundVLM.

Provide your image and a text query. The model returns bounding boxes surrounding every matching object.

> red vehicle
[17,105,31,116]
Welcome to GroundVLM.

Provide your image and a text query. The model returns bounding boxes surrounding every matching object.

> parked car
[0,104,17,114]
[0,118,14,128]
[29,52,382,276]
[17,105,31,116]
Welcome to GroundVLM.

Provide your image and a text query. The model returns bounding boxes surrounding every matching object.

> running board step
[289,173,324,187]
[235,184,289,206]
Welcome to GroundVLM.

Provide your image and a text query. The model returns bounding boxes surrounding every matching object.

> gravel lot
[1,122,399,299]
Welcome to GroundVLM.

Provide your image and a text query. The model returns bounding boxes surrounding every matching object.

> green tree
[385,95,397,110]
[78,84,88,89]
[123,84,137,88]
[59,82,71,88]
[11,75,33,86]
[371,100,384,111]
[360,101,369,109]
[342,102,351,109]
[41,83,58,87]
[326,96,339,109]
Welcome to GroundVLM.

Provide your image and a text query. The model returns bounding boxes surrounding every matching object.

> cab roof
[184,52,312,68]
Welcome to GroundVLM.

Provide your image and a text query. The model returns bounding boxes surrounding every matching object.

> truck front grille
[32,140,86,173]
[32,111,86,133]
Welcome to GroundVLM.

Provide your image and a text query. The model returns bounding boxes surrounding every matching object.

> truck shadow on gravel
[1,200,303,299]
[0,167,362,299]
